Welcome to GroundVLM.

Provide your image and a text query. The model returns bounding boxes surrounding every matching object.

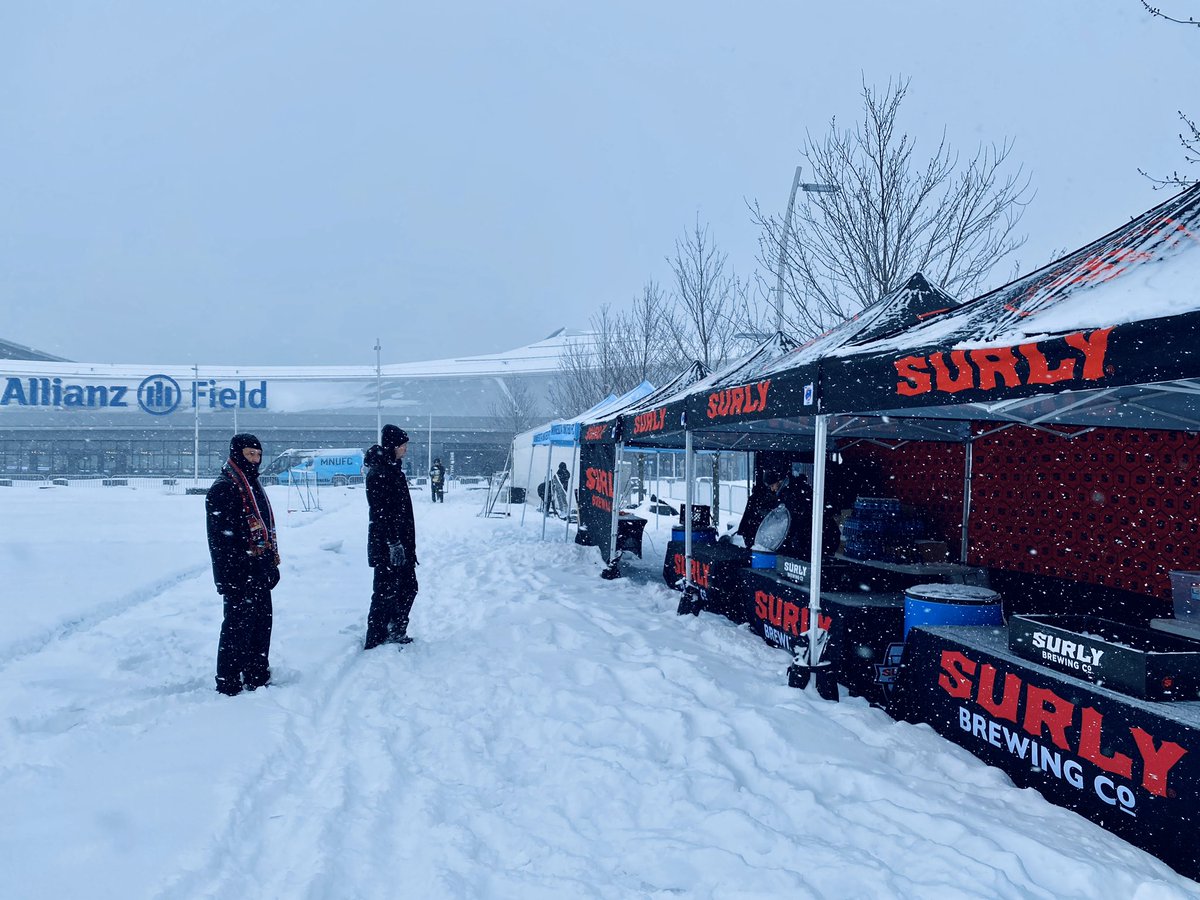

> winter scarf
[225,457,277,560]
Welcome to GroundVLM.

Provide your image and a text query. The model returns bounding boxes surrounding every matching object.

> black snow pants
[216,588,273,694]
[365,562,419,648]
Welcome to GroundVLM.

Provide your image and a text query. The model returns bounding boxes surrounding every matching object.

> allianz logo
[1,375,268,415]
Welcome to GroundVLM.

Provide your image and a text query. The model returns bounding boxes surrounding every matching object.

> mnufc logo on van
[1,374,268,415]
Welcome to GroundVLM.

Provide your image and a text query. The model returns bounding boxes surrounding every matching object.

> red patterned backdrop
[843,426,1200,601]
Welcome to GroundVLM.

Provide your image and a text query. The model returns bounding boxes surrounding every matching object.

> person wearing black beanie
[205,433,281,695]
[363,423,419,649]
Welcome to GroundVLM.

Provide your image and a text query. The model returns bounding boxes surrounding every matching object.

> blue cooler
[904,584,1002,638]
[671,526,717,544]
[749,550,777,569]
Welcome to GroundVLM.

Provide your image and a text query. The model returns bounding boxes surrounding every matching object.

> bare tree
[548,282,695,417]
[548,306,623,416]
[1137,2,1199,186]
[489,377,541,440]
[621,279,690,386]
[750,77,1031,339]
[669,217,737,368]
[728,272,778,350]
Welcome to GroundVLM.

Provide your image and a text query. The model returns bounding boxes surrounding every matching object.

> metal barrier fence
[0,474,193,493]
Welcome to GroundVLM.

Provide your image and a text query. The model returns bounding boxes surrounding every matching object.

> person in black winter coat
[206,433,281,696]
[364,424,419,649]
[429,458,446,503]
[736,460,840,559]
[736,463,789,549]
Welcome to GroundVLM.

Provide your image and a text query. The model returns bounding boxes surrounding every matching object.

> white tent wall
[510,428,580,513]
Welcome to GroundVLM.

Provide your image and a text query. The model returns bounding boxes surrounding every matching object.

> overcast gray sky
[2,1,1196,366]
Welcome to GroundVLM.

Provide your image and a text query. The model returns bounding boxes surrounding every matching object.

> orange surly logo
[585,466,613,512]
[584,424,607,441]
[939,649,1187,799]
[633,407,667,435]
[753,589,831,637]
[673,553,710,588]
[894,329,1112,397]
[706,380,770,419]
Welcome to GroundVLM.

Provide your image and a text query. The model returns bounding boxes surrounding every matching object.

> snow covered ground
[2,480,1198,899]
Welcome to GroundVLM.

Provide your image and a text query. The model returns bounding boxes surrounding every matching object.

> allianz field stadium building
[0,332,582,479]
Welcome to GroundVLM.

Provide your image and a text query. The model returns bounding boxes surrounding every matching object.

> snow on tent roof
[632,334,796,423]
[532,382,655,446]
[820,182,1200,431]
[839,182,1200,356]
[763,272,963,375]
[633,275,967,444]
[590,360,709,428]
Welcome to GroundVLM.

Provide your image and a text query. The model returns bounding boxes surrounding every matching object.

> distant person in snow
[364,425,419,649]
[429,458,446,503]
[205,433,281,697]
[542,461,571,516]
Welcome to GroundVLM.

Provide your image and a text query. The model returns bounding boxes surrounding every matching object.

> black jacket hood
[364,444,392,470]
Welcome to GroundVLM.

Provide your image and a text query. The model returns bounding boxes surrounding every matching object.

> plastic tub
[749,550,777,569]
[671,526,716,544]
[904,583,1002,638]
[1170,570,1200,623]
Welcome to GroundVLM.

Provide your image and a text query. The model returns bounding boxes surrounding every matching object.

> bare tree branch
[668,216,737,368]
[1139,0,1200,25]
[1137,2,1199,185]
[549,284,691,417]
[488,377,541,440]
[749,77,1032,339]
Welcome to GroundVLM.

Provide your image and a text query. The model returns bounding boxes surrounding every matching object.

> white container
[1169,570,1200,622]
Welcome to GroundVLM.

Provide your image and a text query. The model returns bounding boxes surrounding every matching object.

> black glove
[266,563,281,590]
[388,541,407,567]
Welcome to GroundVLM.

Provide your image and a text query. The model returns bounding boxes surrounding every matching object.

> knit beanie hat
[381,424,409,450]
[230,433,262,457]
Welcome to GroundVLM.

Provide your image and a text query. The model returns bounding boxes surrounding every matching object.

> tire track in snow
[151,509,569,899]
[0,563,210,673]
[151,635,395,900]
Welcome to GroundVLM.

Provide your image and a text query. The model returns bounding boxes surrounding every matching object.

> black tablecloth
[900,624,1200,881]
[662,540,750,622]
[740,568,905,706]
[617,515,647,558]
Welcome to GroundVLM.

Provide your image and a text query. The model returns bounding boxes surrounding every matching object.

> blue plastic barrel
[904,584,1002,638]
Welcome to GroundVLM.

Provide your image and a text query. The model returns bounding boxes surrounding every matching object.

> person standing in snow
[550,460,571,515]
[364,424,419,649]
[205,433,281,696]
[429,457,446,503]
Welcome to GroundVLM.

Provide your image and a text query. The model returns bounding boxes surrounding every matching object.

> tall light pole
[774,166,840,333]
[193,363,200,485]
[374,338,382,438]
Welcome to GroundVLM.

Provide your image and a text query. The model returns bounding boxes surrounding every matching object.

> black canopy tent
[582,182,1200,679]
[576,360,709,571]
[793,184,1200,877]
[821,183,1200,429]
[781,183,1200,665]
[580,275,976,676]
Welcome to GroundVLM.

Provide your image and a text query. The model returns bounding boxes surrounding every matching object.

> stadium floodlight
[775,166,840,333]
